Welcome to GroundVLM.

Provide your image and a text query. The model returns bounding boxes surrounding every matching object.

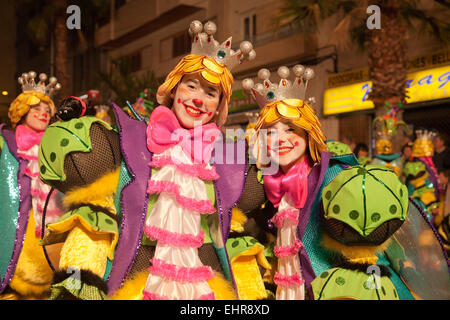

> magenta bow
[15,124,45,151]
[146,106,220,164]
[263,158,311,209]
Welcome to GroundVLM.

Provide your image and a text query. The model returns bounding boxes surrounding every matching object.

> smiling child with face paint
[245,67,450,301]
[252,96,328,300]
[140,21,268,300]
[0,73,64,300]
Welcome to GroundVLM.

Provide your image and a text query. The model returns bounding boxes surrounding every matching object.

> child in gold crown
[38,21,275,300]
[244,66,450,300]
[0,72,63,299]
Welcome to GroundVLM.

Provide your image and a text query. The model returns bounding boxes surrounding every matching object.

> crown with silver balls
[18,71,61,98]
[415,129,436,142]
[189,20,256,70]
[242,65,314,108]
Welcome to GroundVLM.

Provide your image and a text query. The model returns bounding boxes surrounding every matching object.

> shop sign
[324,64,450,115]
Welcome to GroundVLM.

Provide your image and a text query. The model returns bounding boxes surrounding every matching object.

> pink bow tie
[146,106,220,164]
[263,158,311,209]
[15,124,45,151]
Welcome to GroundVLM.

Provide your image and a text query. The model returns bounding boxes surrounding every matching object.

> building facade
[4,0,446,147]
[93,0,448,149]
[93,0,341,139]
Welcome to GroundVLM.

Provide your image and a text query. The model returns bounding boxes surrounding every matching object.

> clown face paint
[171,73,221,128]
[266,121,308,173]
[23,101,51,132]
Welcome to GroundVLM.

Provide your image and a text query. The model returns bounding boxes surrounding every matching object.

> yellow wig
[253,99,328,165]
[156,54,233,126]
[9,91,56,128]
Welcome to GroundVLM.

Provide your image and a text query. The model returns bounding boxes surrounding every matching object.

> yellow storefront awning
[323,64,450,115]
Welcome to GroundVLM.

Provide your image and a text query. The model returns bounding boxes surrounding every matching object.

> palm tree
[97,56,161,109]
[15,0,110,98]
[276,0,449,149]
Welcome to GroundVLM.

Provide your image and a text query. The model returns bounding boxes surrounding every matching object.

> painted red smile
[184,103,207,118]
[268,145,294,156]
[39,118,49,123]
[277,146,294,156]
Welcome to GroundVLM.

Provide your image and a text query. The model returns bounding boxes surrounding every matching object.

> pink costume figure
[9,72,63,237]
[142,20,255,300]
[243,66,328,299]
[0,71,63,299]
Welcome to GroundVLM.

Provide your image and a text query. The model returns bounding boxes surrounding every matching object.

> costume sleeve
[41,205,119,300]
[224,163,276,299]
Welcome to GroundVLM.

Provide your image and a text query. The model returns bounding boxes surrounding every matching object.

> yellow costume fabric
[4,211,61,299]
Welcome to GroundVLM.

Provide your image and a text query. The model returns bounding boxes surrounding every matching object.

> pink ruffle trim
[24,167,40,178]
[149,157,219,181]
[148,258,215,283]
[31,188,52,201]
[270,209,299,228]
[274,239,303,258]
[36,203,62,217]
[144,225,204,248]
[142,291,215,300]
[17,151,38,161]
[147,180,216,214]
[274,272,304,286]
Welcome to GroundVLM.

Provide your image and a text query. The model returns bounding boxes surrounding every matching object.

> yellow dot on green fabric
[335,277,345,286]
[333,205,340,214]
[325,191,332,200]
[75,122,84,129]
[320,272,329,279]
[50,152,56,162]
[349,210,359,220]
[371,212,381,222]
[60,138,69,147]
[40,165,46,174]
[389,204,397,214]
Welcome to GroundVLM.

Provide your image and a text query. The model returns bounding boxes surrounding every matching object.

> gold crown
[18,71,61,98]
[412,130,436,157]
[189,20,256,70]
[241,65,314,108]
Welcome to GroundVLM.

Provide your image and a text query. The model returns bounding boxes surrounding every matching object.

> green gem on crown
[217,50,226,59]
